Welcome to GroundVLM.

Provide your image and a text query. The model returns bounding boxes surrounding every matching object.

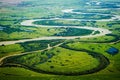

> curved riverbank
[0,48,109,76]
[61,9,120,21]
[1,8,118,46]
[0,25,111,45]
[0,18,112,45]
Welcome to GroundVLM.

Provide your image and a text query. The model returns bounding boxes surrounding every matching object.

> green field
[0,0,120,80]
[1,47,104,75]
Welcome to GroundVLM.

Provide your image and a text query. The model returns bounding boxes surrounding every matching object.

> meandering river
[2,8,120,45]
[0,18,111,45]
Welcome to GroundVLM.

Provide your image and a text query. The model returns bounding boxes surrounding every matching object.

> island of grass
[33,20,94,36]
[33,19,90,26]
[54,28,93,36]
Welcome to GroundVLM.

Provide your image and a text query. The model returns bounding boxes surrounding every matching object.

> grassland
[0,39,64,58]
[0,0,120,80]
[1,46,109,75]
[0,26,67,41]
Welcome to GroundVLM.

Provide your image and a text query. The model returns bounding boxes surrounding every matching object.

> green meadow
[0,0,120,80]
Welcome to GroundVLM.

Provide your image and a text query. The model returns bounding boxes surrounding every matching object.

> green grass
[0,27,66,41]
[19,39,64,52]
[0,0,120,79]
[76,35,117,43]
[35,47,99,74]
[61,41,120,74]
[0,68,120,80]
[54,28,93,36]
[0,67,52,77]
[0,39,64,58]
[62,41,120,56]
[62,13,112,20]
[0,44,24,58]
[1,47,102,75]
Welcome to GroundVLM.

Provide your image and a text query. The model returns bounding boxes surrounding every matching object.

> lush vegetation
[75,34,119,43]
[54,28,93,36]
[62,13,112,20]
[0,0,120,80]
[60,41,120,74]
[0,44,24,58]
[19,39,64,52]
[34,47,106,75]
[0,26,66,41]
[0,39,64,58]
[33,20,83,26]
[1,47,108,75]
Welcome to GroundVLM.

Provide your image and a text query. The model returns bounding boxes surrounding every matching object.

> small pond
[107,47,119,55]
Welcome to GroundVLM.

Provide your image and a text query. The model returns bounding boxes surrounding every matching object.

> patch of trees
[0,25,24,34]
[107,21,120,27]
[105,34,120,43]
[54,28,93,36]
[34,20,82,26]
[19,39,64,52]
[33,20,101,27]
[76,34,119,43]
[62,13,112,20]
[1,47,59,68]
[92,31,100,35]
[1,24,35,34]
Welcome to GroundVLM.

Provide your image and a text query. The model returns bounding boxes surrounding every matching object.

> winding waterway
[0,1,119,75]
[0,19,111,45]
[2,8,120,45]
[62,9,120,21]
